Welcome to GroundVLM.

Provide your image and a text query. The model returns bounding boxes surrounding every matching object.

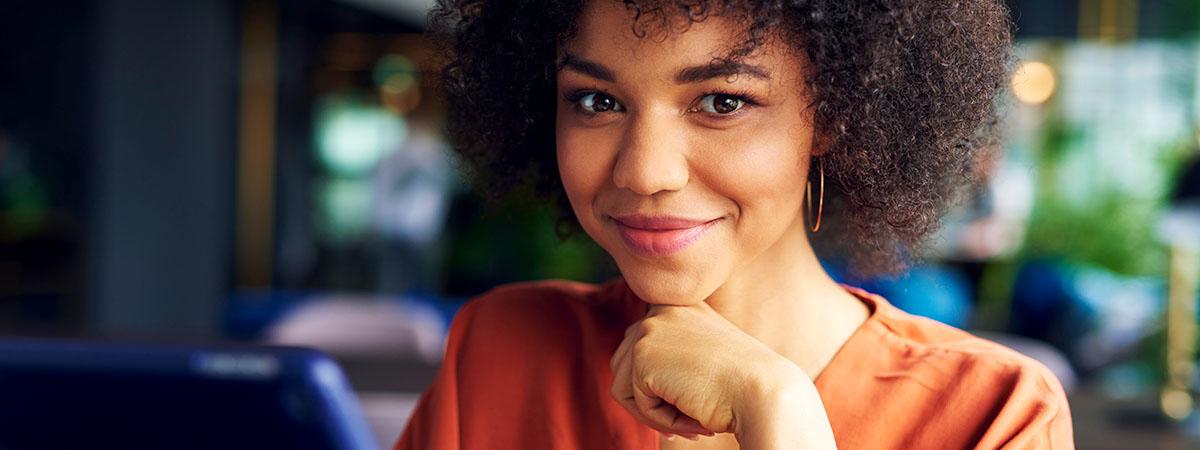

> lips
[611,214,722,256]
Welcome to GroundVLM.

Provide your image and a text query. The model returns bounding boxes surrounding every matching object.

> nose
[611,111,689,196]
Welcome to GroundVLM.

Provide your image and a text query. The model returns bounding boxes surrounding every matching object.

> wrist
[735,357,810,420]
[733,362,837,450]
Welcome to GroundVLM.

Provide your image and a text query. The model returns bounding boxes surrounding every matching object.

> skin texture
[556,1,862,448]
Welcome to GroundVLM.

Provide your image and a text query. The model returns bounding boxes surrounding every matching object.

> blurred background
[1,0,1200,448]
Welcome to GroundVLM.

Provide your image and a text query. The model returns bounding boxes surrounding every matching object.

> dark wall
[88,0,237,338]
[0,1,94,334]
[1007,0,1079,38]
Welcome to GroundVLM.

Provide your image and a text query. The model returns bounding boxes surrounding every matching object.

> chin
[617,263,717,306]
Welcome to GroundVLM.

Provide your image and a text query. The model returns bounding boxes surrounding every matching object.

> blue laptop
[0,338,379,450]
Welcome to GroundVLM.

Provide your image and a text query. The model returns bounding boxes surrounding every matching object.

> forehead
[564,0,779,73]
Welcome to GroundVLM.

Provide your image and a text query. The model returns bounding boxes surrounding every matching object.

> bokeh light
[315,98,407,177]
[1012,60,1057,105]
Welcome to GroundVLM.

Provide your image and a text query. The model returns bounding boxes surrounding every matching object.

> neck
[702,222,868,379]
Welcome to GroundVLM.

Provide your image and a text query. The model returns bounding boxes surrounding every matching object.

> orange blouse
[394,279,1074,449]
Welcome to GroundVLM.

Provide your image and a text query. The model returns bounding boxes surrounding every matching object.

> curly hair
[428,0,1014,276]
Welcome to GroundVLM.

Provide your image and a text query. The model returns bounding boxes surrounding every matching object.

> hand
[608,301,821,442]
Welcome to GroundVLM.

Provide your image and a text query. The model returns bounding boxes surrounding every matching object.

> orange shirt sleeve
[820,286,1075,450]
[391,280,655,450]
[972,361,1074,449]
[988,400,1073,449]
[393,298,480,450]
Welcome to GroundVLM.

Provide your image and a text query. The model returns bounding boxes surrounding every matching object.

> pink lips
[611,214,722,256]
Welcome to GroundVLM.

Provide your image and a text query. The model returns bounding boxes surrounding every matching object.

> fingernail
[660,432,676,441]
[682,433,700,441]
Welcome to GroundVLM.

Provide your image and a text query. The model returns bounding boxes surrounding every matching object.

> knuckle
[619,397,640,416]
[640,316,658,330]
[637,375,656,394]
[631,340,652,360]
[624,322,640,338]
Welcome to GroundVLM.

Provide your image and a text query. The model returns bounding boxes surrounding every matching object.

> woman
[397,0,1073,448]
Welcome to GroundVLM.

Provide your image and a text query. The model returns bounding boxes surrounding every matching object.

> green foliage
[1019,98,1198,277]
[441,192,616,296]
[1022,193,1166,276]
[1145,0,1200,39]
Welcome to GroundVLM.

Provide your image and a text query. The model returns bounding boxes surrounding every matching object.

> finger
[632,378,680,432]
[633,379,717,437]
[616,386,665,433]
[610,344,635,408]
[610,328,635,372]
[611,320,644,369]
[625,319,642,339]
[659,432,701,442]
[645,304,676,319]
[670,413,715,436]
[618,395,676,435]
[612,356,676,435]
[613,352,643,415]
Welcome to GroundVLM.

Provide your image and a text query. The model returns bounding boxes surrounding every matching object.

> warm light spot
[1161,388,1193,420]
[375,54,422,115]
[1011,61,1057,105]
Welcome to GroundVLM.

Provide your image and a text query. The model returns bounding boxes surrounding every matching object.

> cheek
[726,146,804,203]
[698,122,810,213]
[555,123,614,219]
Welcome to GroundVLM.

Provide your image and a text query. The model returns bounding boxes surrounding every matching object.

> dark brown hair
[429,0,1014,276]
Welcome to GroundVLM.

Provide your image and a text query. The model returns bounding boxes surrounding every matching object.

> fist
[609,301,803,439]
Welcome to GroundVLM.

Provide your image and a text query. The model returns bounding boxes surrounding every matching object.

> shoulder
[877,296,1066,400]
[396,280,636,449]
[846,285,1065,392]
[444,279,635,360]
[847,287,1074,447]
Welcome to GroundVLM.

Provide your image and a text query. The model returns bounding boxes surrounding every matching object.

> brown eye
[578,92,623,113]
[696,93,744,115]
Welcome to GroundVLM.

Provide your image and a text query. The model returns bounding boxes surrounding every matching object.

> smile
[610,215,723,256]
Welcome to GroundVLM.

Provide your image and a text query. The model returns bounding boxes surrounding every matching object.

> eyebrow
[560,54,617,82]
[559,53,771,84]
[676,60,771,83]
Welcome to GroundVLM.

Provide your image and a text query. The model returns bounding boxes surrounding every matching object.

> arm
[393,300,481,450]
[611,302,841,448]
[733,361,838,450]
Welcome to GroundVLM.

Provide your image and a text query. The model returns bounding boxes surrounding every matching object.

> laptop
[0,338,379,450]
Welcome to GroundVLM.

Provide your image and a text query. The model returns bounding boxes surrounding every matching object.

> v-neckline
[624,281,884,450]
[811,284,881,388]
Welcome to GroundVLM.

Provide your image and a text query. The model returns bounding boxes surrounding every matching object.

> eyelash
[563,89,763,118]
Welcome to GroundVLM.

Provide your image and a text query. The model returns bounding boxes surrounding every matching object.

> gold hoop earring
[806,158,824,233]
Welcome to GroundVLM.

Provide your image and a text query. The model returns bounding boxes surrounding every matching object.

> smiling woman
[554,1,822,309]
[396,1,1073,449]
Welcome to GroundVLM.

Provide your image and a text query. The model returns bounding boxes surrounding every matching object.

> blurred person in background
[397,0,1073,449]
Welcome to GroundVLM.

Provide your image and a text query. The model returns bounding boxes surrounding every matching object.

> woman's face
[556,0,818,305]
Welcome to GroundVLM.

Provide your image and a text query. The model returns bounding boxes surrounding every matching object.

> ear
[800,95,831,158]
[809,128,833,158]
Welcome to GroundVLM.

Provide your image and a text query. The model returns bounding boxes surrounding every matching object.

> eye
[574,92,623,114]
[694,93,746,115]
